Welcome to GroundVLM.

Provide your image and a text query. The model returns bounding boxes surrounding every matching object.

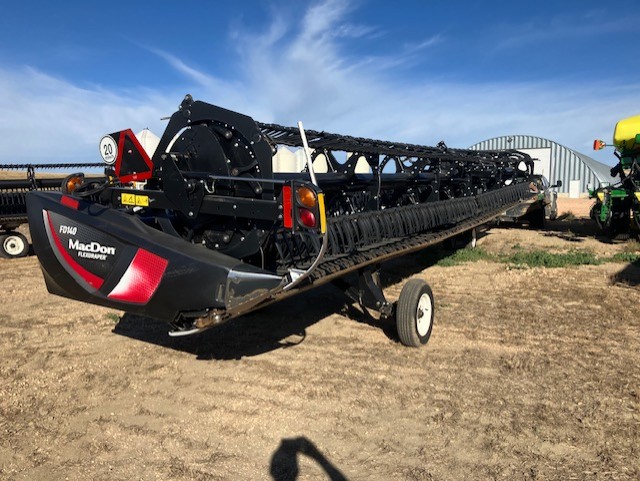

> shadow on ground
[114,284,339,361]
[543,217,598,242]
[114,217,630,359]
[270,437,348,481]
[492,216,637,246]
[113,246,447,360]
[612,259,640,287]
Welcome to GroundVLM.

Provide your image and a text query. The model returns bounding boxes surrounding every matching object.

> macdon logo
[68,239,116,261]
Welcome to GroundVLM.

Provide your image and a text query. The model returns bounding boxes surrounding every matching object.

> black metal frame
[0,163,103,231]
[25,96,536,334]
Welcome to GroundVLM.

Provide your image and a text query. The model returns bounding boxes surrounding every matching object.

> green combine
[590,115,640,239]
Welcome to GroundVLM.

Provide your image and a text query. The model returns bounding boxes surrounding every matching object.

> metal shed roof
[470,135,612,193]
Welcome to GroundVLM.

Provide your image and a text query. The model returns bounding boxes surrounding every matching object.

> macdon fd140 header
[26,95,536,347]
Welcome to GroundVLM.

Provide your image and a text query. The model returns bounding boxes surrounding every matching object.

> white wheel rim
[4,235,25,256]
[416,293,433,337]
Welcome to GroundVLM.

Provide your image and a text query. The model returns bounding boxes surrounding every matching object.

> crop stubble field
[0,199,638,480]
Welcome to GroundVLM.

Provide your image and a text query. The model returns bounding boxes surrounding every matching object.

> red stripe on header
[44,211,103,290]
[61,196,79,210]
[108,248,168,304]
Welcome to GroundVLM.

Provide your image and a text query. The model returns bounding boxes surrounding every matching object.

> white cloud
[0,0,637,168]
[0,66,178,163]
[219,0,638,165]
[148,49,215,87]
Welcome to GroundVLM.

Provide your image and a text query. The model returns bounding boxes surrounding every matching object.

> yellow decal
[121,193,136,205]
[135,195,149,207]
[597,192,605,202]
[318,193,327,234]
[635,192,640,202]
[121,193,149,207]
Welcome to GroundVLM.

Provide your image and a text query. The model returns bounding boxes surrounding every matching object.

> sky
[1,0,639,166]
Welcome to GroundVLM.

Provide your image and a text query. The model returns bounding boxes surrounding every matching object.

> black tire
[464,227,477,249]
[396,279,434,347]
[605,211,631,240]
[528,207,545,229]
[0,232,29,258]
[447,227,477,250]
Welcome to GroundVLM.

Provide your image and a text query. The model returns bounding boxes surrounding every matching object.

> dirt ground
[1,199,639,480]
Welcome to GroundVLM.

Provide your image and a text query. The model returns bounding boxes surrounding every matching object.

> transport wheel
[447,227,476,250]
[528,208,545,229]
[0,232,29,258]
[396,279,434,347]
[464,227,477,249]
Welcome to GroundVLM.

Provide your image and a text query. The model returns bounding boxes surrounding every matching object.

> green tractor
[590,115,640,239]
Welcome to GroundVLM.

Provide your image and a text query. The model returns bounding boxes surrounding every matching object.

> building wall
[470,135,611,195]
[517,147,551,179]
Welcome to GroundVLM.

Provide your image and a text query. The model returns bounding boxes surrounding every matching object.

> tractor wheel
[0,232,29,258]
[396,279,434,347]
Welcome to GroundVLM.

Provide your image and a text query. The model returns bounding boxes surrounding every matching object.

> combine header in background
[0,163,103,258]
[26,95,537,347]
[591,115,640,239]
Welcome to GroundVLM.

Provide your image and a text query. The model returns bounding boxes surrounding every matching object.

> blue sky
[1,0,639,166]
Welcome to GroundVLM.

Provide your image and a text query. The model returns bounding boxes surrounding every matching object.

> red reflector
[108,249,168,304]
[282,185,293,229]
[61,196,79,210]
[298,208,316,228]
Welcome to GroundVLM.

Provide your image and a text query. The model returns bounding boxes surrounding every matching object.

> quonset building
[470,135,612,197]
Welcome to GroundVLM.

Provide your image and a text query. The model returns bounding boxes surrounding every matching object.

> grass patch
[436,247,640,268]
[436,240,640,268]
[506,249,600,268]
[610,252,640,263]
[436,247,494,267]
[436,247,601,268]
[105,312,121,323]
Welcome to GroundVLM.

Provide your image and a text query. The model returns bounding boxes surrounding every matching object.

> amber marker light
[593,139,606,151]
[296,186,317,208]
[296,187,318,208]
[65,175,84,194]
